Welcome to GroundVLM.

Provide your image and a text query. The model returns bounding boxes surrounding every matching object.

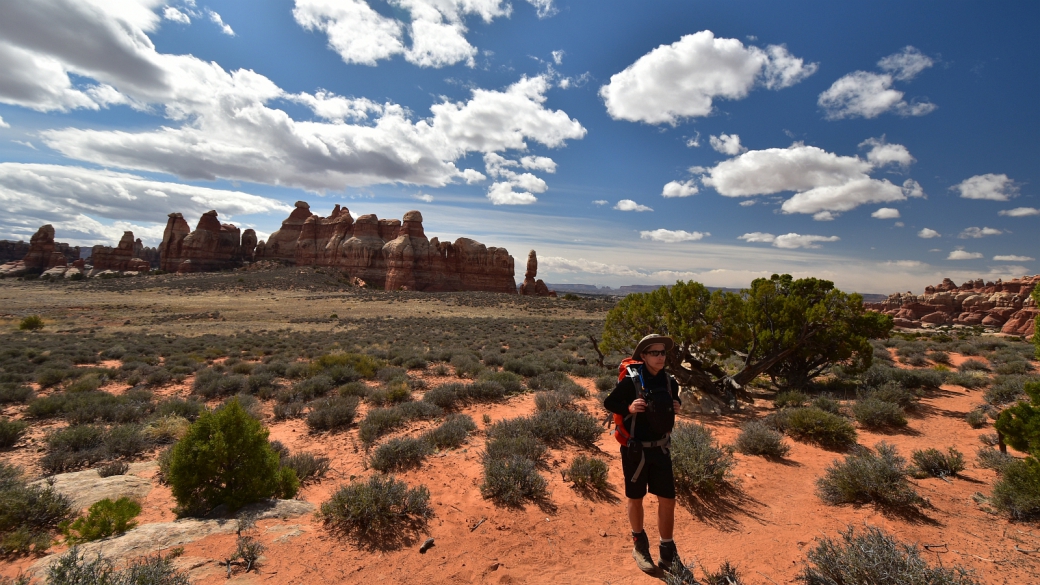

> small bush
[478,370,523,393]
[272,401,305,420]
[0,385,33,404]
[306,396,360,432]
[311,353,381,379]
[862,381,920,410]
[947,372,990,389]
[595,375,615,393]
[67,373,104,393]
[528,409,601,446]
[480,455,548,506]
[0,463,75,555]
[816,442,922,509]
[852,398,907,428]
[810,395,843,415]
[338,381,369,398]
[990,457,1040,520]
[104,423,149,458]
[0,418,28,449]
[282,452,330,485]
[421,414,476,450]
[144,415,190,444]
[565,455,610,494]
[46,547,191,585]
[41,425,107,473]
[798,525,979,585]
[965,409,988,429]
[291,375,336,401]
[366,381,411,406]
[734,421,790,458]
[782,407,858,451]
[62,497,141,543]
[959,358,989,372]
[155,397,205,421]
[534,390,574,411]
[97,461,129,477]
[503,358,545,377]
[318,475,431,545]
[484,433,547,463]
[358,407,405,445]
[930,351,951,365]
[702,562,745,585]
[370,437,433,472]
[670,422,734,494]
[911,447,965,478]
[18,316,43,331]
[167,399,298,515]
[421,382,464,409]
[461,380,507,402]
[528,372,586,396]
[985,375,1033,405]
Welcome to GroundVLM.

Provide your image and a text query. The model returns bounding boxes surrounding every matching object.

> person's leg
[657,496,675,539]
[627,497,645,532]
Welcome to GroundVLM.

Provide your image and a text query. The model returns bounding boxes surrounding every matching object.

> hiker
[603,333,683,574]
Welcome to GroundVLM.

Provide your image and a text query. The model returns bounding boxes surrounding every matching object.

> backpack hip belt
[627,435,671,483]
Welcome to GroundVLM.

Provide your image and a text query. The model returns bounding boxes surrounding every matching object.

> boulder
[30,462,154,512]
[920,311,949,325]
[22,225,57,271]
[1001,309,1038,337]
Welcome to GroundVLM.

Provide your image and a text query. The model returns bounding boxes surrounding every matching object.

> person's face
[642,343,666,373]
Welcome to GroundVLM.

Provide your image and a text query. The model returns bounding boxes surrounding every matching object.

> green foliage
[0,463,75,556]
[480,456,548,506]
[779,407,858,451]
[798,525,979,585]
[167,398,298,515]
[852,398,907,428]
[994,379,1040,455]
[564,455,610,495]
[281,452,330,485]
[965,409,989,429]
[991,457,1040,520]
[62,497,141,543]
[46,547,191,585]
[816,443,922,509]
[534,390,574,411]
[735,420,790,458]
[775,390,808,408]
[670,422,734,494]
[370,437,433,472]
[0,418,27,449]
[911,447,965,478]
[18,316,43,331]
[306,396,360,432]
[311,353,381,379]
[318,475,431,546]
[366,381,411,406]
[41,425,108,473]
[421,414,476,450]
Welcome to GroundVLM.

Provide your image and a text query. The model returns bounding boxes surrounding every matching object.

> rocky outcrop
[866,275,1039,337]
[159,213,192,272]
[90,232,151,273]
[518,250,555,297]
[24,225,66,271]
[173,211,242,273]
[241,229,257,263]
[0,240,30,263]
[257,200,313,262]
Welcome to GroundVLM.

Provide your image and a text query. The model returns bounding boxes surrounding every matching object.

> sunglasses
[643,350,667,357]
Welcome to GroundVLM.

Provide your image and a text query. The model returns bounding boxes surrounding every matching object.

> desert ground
[1,268,1038,585]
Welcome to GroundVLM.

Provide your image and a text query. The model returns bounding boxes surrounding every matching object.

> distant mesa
[518,250,556,297]
[866,275,1039,337]
[0,203,519,294]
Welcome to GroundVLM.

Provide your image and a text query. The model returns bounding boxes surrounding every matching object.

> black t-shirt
[603,366,680,441]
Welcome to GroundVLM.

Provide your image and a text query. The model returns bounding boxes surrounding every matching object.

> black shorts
[620,444,675,500]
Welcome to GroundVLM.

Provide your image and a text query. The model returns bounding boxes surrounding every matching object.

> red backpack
[611,358,643,445]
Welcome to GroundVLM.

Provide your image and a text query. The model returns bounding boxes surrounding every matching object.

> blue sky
[0,0,1037,293]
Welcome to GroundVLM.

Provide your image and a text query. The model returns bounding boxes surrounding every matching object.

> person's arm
[603,377,637,416]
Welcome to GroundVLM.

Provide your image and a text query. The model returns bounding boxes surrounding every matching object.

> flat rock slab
[30,462,156,512]
[30,499,315,577]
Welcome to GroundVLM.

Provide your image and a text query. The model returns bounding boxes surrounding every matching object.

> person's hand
[629,398,647,413]
[673,400,680,413]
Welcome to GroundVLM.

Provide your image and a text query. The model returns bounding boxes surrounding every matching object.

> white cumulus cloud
[710,133,746,155]
[994,255,1034,262]
[818,47,935,120]
[0,116,8,128]
[959,226,1002,239]
[948,250,983,260]
[206,9,234,36]
[861,137,914,167]
[600,30,816,125]
[918,228,940,239]
[952,173,1018,201]
[871,207,900,219]
[413,192,434,202]
[661,180,699,198]
[614,199,653,212]
[486,182,536,205]
[739,232,839,249]
[639,229,708,243]
[999,207,1039,217]
[163,6,191,24]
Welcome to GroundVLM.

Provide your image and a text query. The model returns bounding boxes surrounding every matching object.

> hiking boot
[658,541,683,573]
[631,531,655,573]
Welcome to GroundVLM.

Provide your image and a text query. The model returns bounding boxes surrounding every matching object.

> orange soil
[4,358,1040,584]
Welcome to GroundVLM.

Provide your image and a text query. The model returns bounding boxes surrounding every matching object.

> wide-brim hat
[633,334,674,359]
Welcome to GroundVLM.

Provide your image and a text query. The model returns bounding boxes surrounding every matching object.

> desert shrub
[862,381,920,410]
[230,361,255,375]
[284,362,309,379]
[535,390,574,411]
[528,371,585,396]
[990,457,1040,520]
[337,381,369,398]
[450,354,484,378]
[782,407,858,451]
[306,396,360,431]
[144,368,173,387]
[245,371,278,397]
[281,452,330,485]
[810,395,843,415]
[670,422,734,494]
[144,415,191,445]
[945,373,990,392]
[422,382,464,409]
[699,562,745,585]
[959,358,989,372]
[565,455,610,494]
[595,375,615,393]
[0,463,75,556]
[155,397,205,421]
[62,497,141,543]
[36,367,76,388]
[290,375,336,401]
[0,418,27,449]
[503,358,545,377]
[366,381,411,406]
[478,370,524,393]
[798,525,979,585]
[911,447,965,478]
[816,443,921,509]
[528,409,601,446]
[734,421,790,458]
[46,547,191,585]
[930,350,951,365]
[480,455,547,506]
[167,398,298,515]
[370,437,433,472]
[775,390,808,408]
[97,461,129,477]
[67,373,104,393]
[41,425,107,473]
[461,380,507,402]
[421,414,476,450]
[318,475,431,545]
[18,316,43,331]
[358,407,406,446]
[376,366,408,382]
[310,352,381,379]
[965,409,988,429]
[395,400,442,420]
[852,398,907,428]
[0,385,33,404]
[985,375,1035,405]
[104,424,149,458]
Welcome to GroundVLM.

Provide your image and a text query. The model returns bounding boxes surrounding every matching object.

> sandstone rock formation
[866,275,1039,337]
[0,225,82,276]
[90,231,151,273]
[159,210,242,273]
[257,200,314,262]
[518,250,555,297]
[0,240,30,263]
